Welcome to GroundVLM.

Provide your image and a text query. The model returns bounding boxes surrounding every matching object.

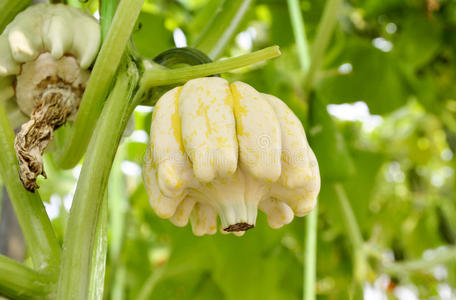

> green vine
[88,196,108,300]
[140,46,281,91]
[0,255,51,300]
[56,60,139,300]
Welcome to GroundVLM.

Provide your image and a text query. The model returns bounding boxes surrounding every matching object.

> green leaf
[316,40,409,114]
[188,0,224,39]
[360,0,406,17]
[208,216,295,300]
[133,12,174,59]
[150,270,220,300]
[393,14,442,70]
[342,150,385,228]
[269,3,295,48]
[308,96,355,181]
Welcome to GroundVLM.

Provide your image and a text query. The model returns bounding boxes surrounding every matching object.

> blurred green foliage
[35,0,456,299]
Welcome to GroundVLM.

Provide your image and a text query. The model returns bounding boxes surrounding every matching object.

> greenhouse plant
[0,0,455,299]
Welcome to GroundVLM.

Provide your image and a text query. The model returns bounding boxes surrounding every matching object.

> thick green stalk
[0,255,51,300]
[0,0,33,33]
[287,0,311,73]
[0,103,60,273]
[303,206,318,300]
[303,0,342,98]
[55,0,144,169]
[141,46,281,89]
[334,184,367,281]
[57,62,139,300]
[193,0,253,59]
[88,196,108,300]
[81,19,120,300]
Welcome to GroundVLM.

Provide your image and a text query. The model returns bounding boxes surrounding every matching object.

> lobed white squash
[143,77,320,236]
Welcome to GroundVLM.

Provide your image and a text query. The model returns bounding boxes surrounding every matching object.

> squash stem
[0,254,52,300]
[303,206,318,300]
[56,61,139,300]
[140,46,281,91]
[88,195,109,300]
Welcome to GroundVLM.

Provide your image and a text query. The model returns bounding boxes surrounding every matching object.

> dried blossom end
[15,87,77,191]
[223,223,254,232]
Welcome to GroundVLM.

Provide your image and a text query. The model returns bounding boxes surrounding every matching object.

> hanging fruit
[143,77,320,236]
[0,3,101,191]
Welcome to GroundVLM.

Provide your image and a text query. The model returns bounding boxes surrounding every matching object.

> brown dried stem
[15,86,77,192]
[224,222,254,232]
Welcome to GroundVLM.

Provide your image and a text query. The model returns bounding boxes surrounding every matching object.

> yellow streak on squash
[171,87,184,152]
[230,83,249,137]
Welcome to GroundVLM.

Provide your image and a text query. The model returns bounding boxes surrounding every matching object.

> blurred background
[2,0,456,299]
